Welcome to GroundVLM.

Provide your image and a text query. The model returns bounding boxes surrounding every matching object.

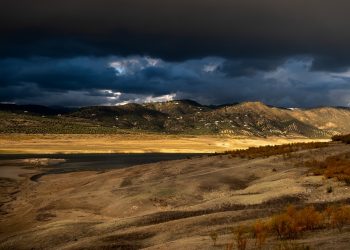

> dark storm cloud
[1,56,350,107]
[311,56,350,72]
[1,0,350,66]
[0,57,116,90]
[1,1,350,107]
[219,58,285,77]
[0,56,196,94]
[0,56,214,105]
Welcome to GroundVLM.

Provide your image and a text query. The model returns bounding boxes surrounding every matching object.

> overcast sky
[1,0,350,107]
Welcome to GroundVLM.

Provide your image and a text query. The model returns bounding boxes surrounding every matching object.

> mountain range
[1,100,350,137]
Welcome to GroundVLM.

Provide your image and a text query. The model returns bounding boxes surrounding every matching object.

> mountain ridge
[1,100,350,137]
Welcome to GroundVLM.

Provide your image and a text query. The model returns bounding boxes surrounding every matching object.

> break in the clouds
[1,55,350,107]
[1,0,350,107]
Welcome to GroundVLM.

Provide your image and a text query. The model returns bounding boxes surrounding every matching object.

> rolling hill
[1,100,350,137]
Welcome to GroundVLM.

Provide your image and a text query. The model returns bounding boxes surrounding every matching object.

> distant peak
[169,99,203,106]
[236,101,270,109]
[148,99,204,107]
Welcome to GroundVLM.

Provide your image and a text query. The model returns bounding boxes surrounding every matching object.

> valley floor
[0,141,349,249]
[0,133,328,154]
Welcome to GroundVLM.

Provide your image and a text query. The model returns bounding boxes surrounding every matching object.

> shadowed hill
[0,103,73,116]
[69,104,167,130]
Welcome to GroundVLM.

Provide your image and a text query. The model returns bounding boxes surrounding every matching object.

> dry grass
[101,231,156,249]
[0,133,328,154]
[2,141,350,250]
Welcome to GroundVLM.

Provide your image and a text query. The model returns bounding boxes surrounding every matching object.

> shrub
[277,241,311,250]
[218,204,350,248]
[301,152,350,185]
[332,134,350,144]
[233,226,248,250]
[120,177,133,187]
[252,220,269,249]
[271,205,301,239]
[323,205,335,224]
[297,206,323,230]
[210,231,218,246]
[270,205,323,239]
[269,204,350,240]
[271,212,301,239]
[225,242,234,250]
[223,142,328,159]
[330,205,350,231]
